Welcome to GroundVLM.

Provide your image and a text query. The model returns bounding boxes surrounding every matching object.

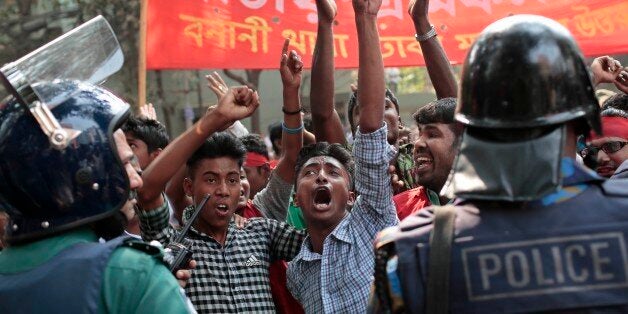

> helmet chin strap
[443,125,565,202]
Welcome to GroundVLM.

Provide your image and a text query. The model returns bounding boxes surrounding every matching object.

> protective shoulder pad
[601,178,628,197]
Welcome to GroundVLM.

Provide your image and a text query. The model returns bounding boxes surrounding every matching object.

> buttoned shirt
[138,201,305,313]
[287,125,399,313]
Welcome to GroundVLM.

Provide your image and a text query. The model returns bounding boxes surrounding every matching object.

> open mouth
[313,187,332,210]
[415,156,433,171]
[216,203,229,215]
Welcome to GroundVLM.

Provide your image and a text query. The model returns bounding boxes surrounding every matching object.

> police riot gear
[0,16,130,244]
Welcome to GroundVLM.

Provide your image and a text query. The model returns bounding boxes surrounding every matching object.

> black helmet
[0,81,131,243]
[456,15,601,135]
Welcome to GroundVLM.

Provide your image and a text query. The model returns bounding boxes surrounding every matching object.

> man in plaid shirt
[285,0,398,312]
[136,75,307,312]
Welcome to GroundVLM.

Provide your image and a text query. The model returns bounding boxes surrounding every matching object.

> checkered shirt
[138,203,306,313]
[286,125,399,313]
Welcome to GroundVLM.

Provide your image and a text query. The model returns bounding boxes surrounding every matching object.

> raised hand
[279,38,304,90]
[614,66,628,94]
[316,0,337,23]
[408,0,431,32]
[206,71,229,100]
[591,56,623,86]
[212,86,260,129]
[138,103,157,120]
[352,0,382,15]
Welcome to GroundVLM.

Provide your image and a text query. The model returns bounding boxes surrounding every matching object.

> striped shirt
[286,125,399,313]
[138,198,305,313]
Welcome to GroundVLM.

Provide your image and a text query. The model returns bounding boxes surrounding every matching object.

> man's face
[590,136,628,177]
[351,98,400,145]
[243,164,270,199]
[238,168,251,209]
[295,156,354,230]
[184,157,241,230]
[413,123,457,193]
[113,130,143,222]
[125,132,157,170]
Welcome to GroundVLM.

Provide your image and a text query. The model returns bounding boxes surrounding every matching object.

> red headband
[244,152,269,167]
[588,116,628,141]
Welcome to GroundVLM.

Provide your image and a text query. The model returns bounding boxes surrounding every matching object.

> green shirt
[286,195,306,230]
[0,228,192,314]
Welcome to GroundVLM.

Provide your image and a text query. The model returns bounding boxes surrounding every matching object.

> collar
[536,158,603,206]
[426,189,441,206]
[329,214,352,243]
[293,214,352,262]
[560,157,604,186]
[187,220,236,248]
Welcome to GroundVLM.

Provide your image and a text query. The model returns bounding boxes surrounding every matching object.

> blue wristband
[282,122,304,134]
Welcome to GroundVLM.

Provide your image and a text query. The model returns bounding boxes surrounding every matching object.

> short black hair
[413,97,463,135]
[240,134,269,159]
[268,121,282,155]
[602,93,628,112]
[121,116,169,152]
[294,142,355,190]
[186,132,246,178]
[347,88,400,132]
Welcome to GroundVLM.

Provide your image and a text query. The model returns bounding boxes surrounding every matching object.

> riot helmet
[443,15,599,202]
[456,14,600,135]
[0,16,130,243]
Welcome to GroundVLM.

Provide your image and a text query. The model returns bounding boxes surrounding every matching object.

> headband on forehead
[244,152,269,168]
[588,116,628,141]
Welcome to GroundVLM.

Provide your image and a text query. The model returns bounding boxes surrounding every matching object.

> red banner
[146,0,628,69]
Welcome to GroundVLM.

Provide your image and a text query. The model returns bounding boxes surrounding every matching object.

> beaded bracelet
[415,25,437,42]
[282,122,304,134]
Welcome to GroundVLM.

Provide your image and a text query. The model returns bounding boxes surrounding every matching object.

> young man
[121,115,171,234]
[582,112,628,178]
[122,116,169,170]
[285,0,398,312]
[137,41,307,313]
[394,98,463,219]
[307,0,457,196]
[240,134,272,199]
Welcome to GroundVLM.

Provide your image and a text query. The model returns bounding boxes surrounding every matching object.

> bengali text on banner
[146,0,628,69]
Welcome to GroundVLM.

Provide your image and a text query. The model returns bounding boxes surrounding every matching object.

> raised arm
[138,87,260,211]
[409,0,457,98]
[275,38,305,183]
[351,0,398,226]
[310,0,347,144]
[251,39,306,221]
[353,0,385,133]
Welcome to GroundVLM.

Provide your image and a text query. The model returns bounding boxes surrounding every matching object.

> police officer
[371,15,628,313]
[0,19,194,313]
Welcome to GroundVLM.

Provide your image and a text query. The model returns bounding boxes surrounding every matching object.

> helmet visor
[0,15,123,108]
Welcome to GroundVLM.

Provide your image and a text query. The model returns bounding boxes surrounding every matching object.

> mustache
[414,147,431,155]
[129,189,137,201]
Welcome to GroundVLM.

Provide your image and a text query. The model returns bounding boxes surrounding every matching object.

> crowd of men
[1,0,628,313]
